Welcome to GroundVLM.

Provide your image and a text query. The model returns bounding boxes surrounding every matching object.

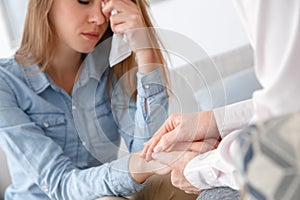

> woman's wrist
[129,152,171,183]
[129,153,154,183]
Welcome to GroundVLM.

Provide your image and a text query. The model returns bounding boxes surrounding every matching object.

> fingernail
[153,146,161,152]
[151,153,157,159]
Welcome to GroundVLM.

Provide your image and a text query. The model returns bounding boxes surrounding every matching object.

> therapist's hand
[162,139,220,153]
[152,151,202,194]
[142,111,220,161]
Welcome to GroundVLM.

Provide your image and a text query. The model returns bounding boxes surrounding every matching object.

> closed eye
[77,0,90,5]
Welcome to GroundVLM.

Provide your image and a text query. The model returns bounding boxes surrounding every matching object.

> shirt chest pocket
[29,113,66,148]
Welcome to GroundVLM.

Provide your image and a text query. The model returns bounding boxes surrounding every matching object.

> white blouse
[185,0,300,190]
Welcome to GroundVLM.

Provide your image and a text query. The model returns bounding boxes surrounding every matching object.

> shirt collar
[22,38,112,94]
[22,65,50,94]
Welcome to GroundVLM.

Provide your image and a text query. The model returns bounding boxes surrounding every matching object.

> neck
[46,47,83,95]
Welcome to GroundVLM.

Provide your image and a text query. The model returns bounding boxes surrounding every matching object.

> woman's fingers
[164,139,219,153]
[188,139,219,153]
[102,0,144,34]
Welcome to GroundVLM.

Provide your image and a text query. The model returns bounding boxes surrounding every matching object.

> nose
[88,2,106,25]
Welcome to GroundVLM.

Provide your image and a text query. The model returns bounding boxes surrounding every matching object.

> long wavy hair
[15,0,168,99]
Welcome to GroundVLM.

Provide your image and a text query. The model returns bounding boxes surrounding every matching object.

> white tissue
[109,34,132,67]
[105,4,132,67]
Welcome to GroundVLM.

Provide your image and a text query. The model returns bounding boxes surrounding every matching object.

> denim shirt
[0,44,168,199]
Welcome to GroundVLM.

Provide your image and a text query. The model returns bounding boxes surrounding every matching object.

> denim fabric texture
[0,43,168,199]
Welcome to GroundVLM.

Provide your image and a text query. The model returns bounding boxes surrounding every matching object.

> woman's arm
[0,72,157,199]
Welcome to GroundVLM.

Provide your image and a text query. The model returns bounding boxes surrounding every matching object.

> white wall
[0,0,28,58]
[0,10,14,58]
[150,0,249,56]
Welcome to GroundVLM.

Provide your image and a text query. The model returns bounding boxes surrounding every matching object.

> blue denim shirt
[0,43,168,199]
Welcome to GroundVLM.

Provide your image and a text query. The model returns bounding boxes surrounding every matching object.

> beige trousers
[98,175,198,200]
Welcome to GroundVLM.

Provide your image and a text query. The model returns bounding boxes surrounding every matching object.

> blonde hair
[15,0,55,71]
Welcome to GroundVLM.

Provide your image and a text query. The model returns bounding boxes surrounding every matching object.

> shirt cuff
[213,99,254,138]
[108,154,144,196]
[184,150,220,190]
[136,67,165,99]
[184,149,240,190]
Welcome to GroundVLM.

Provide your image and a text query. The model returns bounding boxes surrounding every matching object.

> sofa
[168,44,260,113]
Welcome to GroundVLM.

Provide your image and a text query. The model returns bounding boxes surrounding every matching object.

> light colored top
[0,42,168,199]
[185,0,300,190]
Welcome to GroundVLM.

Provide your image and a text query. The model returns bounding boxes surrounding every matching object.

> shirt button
[144,84,150,89]
[72,105,76,110]
[82,141,86,146]
[43,122,49,128]
[42,185,49,192]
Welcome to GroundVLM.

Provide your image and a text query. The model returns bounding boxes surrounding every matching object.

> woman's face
[50,0,108,53]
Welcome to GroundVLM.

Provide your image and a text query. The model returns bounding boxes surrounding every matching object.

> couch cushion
[195,68,261,110]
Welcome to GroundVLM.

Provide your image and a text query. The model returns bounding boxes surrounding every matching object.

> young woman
[0,0,197,199]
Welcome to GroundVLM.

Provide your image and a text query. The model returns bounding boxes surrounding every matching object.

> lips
[82,32,100,40]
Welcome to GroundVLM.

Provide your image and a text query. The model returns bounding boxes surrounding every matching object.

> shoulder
[0,57,16,68]
[0,57,28,91]
[0,57,25,81]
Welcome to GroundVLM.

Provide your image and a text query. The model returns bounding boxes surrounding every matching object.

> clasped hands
[139,111,221,194]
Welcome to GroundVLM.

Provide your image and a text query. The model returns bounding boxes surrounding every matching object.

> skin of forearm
[135,49,161,74]
[129,152,171,183]
[199,111,221,140]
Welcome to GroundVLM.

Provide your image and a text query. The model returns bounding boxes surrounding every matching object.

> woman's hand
[102,0,146,36]
[102,0,159,73]
[164,139,220,153]
[141,111,221,161]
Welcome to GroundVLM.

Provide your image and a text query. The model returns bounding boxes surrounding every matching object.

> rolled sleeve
[136,67,166,98]
[106,155,144,196]
[213,99,254,138]
[0,74,144,199]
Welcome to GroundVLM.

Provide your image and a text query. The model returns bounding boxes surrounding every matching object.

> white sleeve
[183,150,239,190]
[184,131,242,190]
[231,0,300,122]
[213,99,253,138]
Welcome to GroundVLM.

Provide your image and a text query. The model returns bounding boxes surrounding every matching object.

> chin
[79,46,95,53]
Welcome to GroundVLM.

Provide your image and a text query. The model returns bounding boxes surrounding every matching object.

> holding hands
[141,111,221,193]
[142,111,220,159]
